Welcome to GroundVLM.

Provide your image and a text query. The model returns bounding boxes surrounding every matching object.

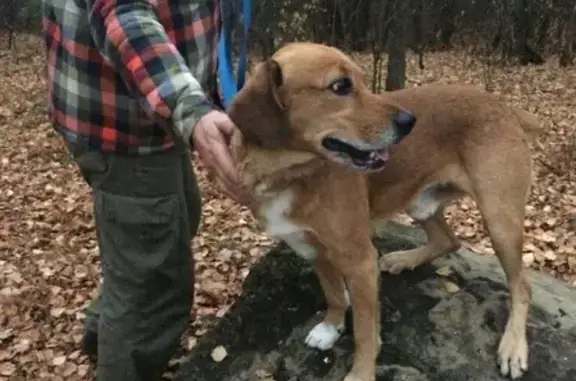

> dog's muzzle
[321,111,417,171]
[321,137,390,170]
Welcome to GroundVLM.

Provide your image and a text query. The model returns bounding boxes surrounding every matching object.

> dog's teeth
[378,149,390,161]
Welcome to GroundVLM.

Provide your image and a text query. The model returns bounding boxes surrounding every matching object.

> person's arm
[86,0,215,144]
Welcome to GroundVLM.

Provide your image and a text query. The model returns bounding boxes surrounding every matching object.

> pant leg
[73,147,201,381]
[84,293,101,334]
[73,150,107,338]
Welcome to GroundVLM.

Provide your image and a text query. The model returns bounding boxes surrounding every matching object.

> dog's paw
[498,330,528,379]
[378,250,418,274]
[343,371,374,381]
[305,322,342,350]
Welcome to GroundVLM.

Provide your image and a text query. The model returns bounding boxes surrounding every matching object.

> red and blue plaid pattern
[42,0,222,155]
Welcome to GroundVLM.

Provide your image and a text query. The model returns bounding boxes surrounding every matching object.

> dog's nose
[393,110,416,138]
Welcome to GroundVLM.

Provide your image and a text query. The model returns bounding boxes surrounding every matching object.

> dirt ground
[0,36,574,380]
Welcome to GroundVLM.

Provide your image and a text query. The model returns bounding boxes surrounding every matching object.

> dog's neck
[230,130,326,199]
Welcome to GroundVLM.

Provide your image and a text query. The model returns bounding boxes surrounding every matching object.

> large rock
[175,222,576,381]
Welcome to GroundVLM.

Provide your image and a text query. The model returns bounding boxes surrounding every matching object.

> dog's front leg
[331,244,381,381]
[305,256,350,350]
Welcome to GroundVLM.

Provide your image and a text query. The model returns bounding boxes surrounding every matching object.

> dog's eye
[329,77,353,96]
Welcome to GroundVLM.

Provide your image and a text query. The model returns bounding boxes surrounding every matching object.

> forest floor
[0,36,574,380]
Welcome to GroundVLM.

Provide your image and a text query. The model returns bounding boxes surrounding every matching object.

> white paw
[498,331,529,379]
[305,322,342,350]
[343,371,374,381]
[343,374,367,381]
[379,251,416,274]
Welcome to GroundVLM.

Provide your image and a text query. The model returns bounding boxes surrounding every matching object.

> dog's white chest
[259,190,317,261]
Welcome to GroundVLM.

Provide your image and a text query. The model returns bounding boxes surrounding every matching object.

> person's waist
[48,106,163,134]
[52,123,178,155]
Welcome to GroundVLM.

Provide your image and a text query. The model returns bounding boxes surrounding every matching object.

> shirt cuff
[173,97,215,149]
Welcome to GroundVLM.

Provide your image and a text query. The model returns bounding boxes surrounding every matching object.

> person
[41,1,250,379]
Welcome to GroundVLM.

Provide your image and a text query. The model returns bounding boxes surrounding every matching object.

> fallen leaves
[51,356,66,366]
[210,345,228,362]
[435,266,454,277]
[523,253,535,267]
[186,336,198,351]
[441,281,461,294]
[0,35,574,380]
[435,266,459,293]
[0,362,16,377]
[256,369,276,380]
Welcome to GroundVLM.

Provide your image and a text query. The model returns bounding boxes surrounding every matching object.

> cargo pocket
[94,190,182,288]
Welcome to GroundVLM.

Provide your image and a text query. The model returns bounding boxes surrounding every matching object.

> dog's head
[227,42,416,172]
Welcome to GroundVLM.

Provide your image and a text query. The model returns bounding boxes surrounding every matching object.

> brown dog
[226,42,542,381]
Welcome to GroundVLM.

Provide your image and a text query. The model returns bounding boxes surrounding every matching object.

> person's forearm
[87,0,214,142]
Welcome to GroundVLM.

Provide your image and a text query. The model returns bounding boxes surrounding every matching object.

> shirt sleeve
[86,0,215,144]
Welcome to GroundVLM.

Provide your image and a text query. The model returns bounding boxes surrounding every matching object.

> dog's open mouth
[321,137,390,170]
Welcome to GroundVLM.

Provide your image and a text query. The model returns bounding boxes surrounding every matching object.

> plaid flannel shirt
[42,0,222,155]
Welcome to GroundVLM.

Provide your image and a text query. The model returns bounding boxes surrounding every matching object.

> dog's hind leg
[475,191,531,379]
[305,256,350,350]
[379,206,461,274]
[464,134,533,379]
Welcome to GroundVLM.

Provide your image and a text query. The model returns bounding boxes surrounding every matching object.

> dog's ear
[227,58,291,148]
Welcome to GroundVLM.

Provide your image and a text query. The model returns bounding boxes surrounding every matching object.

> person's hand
[192,110,253,205]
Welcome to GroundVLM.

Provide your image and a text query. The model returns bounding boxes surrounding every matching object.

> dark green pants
[73,147,201,381]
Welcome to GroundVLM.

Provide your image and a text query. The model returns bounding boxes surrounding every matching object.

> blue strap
[217,0,253,110]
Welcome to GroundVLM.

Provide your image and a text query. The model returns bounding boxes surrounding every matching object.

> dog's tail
[512,107,545,142]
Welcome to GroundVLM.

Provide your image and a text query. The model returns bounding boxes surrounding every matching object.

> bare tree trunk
[559,1,576,67]
[370,0,390,93]
[513,0,530,56]
[386,0,408,91]
[438,0,457,49]
[513,0,545,64]
[412,0,425,69]
[250,1,276,60]
[6,0,18,49]
[536,9,551,53]
[324,0,343,46]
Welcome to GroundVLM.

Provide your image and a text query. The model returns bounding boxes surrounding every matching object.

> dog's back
[382,84,542,142]
[367,84,542,211]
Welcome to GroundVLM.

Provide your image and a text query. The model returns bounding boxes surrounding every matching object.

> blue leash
[217,0,253,110]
